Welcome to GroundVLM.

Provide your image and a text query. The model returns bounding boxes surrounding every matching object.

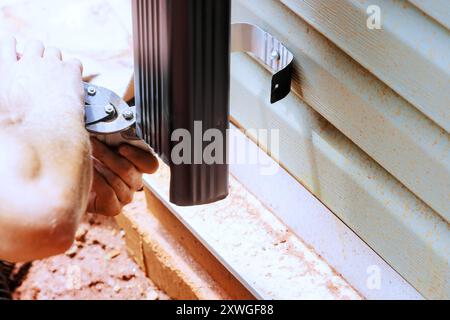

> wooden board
[144,161,362,300]
[117,192,230,300]
[228,124,422,300]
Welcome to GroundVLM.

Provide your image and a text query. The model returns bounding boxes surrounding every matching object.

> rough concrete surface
[13,209,169,300]
[145,164,363,300]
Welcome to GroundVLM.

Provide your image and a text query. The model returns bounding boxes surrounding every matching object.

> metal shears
[83,82,150,151]
[83,82,136,135]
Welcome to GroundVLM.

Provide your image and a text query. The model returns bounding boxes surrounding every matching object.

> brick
[116,192,232,300]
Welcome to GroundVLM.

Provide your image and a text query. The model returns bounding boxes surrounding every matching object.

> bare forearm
[0,37,92,262]
[0,112,92,261]
[5,97,92,188]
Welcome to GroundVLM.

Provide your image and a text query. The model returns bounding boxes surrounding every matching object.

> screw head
[104,104,115,115]
[271,50,280,61]
[87,86,97,96]
[123,110,134,121]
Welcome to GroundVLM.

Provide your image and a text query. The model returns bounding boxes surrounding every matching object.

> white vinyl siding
[231,0,450,299]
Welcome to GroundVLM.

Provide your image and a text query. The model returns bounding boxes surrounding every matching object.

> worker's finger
[93,159,134,205]
[88,170,122,216]
[65,58,83,74]
[118,145,159,174]
[23,40,45,58]
[44,46,62,60]
[90,138,143,191]
[0,36,17,63]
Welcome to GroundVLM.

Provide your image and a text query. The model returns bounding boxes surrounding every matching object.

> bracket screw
[271,50,280,61]
[123,110,134,121]
[104,105,115,115]
[87,86,97,96]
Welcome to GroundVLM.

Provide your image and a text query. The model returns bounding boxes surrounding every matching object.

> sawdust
[13,211,169,300]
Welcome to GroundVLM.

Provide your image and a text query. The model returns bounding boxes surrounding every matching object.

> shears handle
[93,132,151,153]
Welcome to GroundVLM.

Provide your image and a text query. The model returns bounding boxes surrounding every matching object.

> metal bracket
[84,22,293,136]
[231,23,294,103]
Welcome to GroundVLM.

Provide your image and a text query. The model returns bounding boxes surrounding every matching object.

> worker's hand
[88,138,159,216]
[0,37,83,122]
[0,37,91,262]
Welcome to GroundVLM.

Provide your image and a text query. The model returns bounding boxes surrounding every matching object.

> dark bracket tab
[231,23,294,103]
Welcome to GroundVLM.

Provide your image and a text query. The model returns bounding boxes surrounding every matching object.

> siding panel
[230,53,449,300]
[233,0,450,222]
[409,0,450,30]
[231,0,450,299]
[281,0,450,133]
